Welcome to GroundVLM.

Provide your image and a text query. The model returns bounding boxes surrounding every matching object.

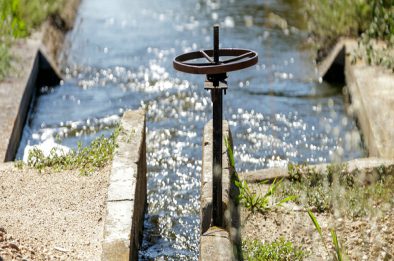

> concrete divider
[240,158,394,183]
[200,120,239,261]
[101,109,147,261]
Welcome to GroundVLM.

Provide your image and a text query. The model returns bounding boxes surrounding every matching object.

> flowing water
[16,0,364,259]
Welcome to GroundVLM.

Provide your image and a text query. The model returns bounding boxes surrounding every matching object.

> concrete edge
[240,157,394,183]
[341,41,393,158]
[316,38,346,83]
[2,0,81,162]
[200,227,233,261]
[101,109,147,261]
[317,38,394,158]
[200,120,239,261]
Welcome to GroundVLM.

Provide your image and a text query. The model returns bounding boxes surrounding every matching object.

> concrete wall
[240,157,394,183]
[101,109,147,261]
[0,0,80,161]
[200,120,239,261]
[318,39,394,159]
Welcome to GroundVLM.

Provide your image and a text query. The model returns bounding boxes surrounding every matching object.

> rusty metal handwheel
[173,25,258,227]
[173,48,258,75]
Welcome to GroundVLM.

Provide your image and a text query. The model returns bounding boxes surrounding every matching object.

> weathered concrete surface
[0,0,80,162]
[241,157,394,183]
[201,120,234,232]
[0,34,41,162]
[317,40,345,84]
[200,227,233,261]
[318,39,394,159]
[200,120,238,261]
[101,109,147,261]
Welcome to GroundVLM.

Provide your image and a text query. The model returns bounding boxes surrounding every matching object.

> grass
[278,163,394,217]
[306,0,372,51]
[0,0,64,80]
[0,43,10,79]
[23,128,119,175]
[307,210,328,252]
[306,0,394,70]
[242,238,306,261]
[235,177,296,214]
[307,210,347,261]
[225,138,296,214]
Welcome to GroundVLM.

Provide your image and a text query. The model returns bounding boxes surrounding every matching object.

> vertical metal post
[213,25,219,64]
[212,25,223,227]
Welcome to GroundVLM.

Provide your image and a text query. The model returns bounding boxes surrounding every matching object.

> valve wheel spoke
[200,50,215,64]
[222,52,254,64]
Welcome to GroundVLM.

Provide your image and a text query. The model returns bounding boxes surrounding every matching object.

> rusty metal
[173,25,258,228]
[173,49,258,75]
[211,25,223,227]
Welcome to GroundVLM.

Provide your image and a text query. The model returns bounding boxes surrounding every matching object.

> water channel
[16,0,364,259]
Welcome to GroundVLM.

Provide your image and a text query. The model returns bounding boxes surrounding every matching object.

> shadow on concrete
[227,129,243,260]
[4,50,61,162]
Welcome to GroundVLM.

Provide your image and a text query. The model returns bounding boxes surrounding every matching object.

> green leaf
[224,137,235,168]
[331,229,343,261]
[307,210,328,252]
[277,195,297,206]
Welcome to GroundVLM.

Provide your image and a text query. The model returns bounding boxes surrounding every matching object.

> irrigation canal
[16,0,364,259]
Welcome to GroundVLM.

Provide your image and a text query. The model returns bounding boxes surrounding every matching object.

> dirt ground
[240,183,393,261]
[0,163,110,260]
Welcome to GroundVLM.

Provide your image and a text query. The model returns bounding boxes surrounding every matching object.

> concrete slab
[101,109,147,261]
[345,58,394,158]
[200,120,239,261]
[240,157,394,183]
[201,120,234,233]
[200,227,234,261]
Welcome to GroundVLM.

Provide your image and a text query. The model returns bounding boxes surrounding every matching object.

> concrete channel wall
[240,157,394,183]
[0,0,80,161]
[318,38,394,159]
[200,120,239,261]
[101,109,147,261]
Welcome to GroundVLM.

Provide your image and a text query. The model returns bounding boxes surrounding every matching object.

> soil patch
[240,179,393,260]
[0,162,110,260]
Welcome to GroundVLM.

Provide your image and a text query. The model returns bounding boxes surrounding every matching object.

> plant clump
[306,0,394,70]
[278,163,394,217]
[226,138,296,214]
[0,0,64,80]
[242,238,307,261]
[26,128,119,175]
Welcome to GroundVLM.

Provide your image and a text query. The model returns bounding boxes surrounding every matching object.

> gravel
[0,162,110,260]
[240,183,394,260]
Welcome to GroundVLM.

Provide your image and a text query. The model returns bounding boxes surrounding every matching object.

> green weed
[225,138,296,214]
[0,0,64,80]
[242,238,306,261]
[14,159,24,169]
[0,43,10,80]
[307,210,347,261]
[235,177,296,214]
[27,128,119,175]
[307,210,328,252]
[280,163,394,217]
[306,0,394,69]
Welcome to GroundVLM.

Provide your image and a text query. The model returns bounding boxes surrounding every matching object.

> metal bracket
[204,80,228,90]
